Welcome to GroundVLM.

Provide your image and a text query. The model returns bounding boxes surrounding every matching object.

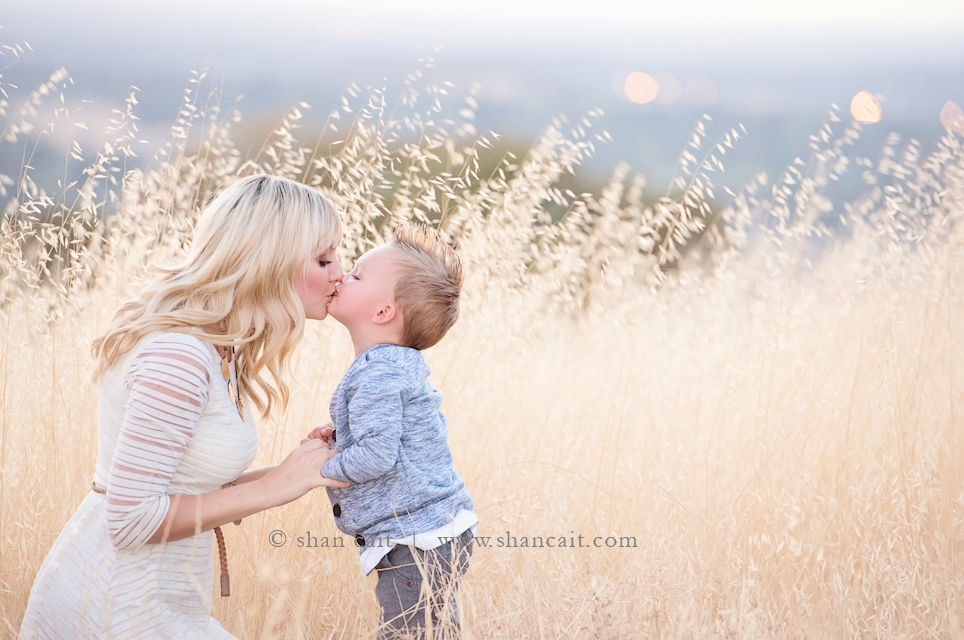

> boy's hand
[301,423,335,446]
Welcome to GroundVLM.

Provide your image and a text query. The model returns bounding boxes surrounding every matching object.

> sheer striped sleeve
[105,335,212,550]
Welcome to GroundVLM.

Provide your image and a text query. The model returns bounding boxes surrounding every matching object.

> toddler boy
[317,224,476,639]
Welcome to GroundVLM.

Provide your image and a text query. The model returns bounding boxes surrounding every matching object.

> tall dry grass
[1,52,964,638]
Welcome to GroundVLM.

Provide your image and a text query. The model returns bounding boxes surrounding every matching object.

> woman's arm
[226,424,334,487]
[105,335,347,549]
[226,465,277,486]
[151,440,347,543]
[225,425,335,488]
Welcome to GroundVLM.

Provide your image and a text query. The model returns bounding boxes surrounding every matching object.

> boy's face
[327,245,400,331]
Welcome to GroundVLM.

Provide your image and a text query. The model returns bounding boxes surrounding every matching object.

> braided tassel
[214,526,230,597]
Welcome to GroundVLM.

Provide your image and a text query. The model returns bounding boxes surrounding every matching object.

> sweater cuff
[322,455,353,484]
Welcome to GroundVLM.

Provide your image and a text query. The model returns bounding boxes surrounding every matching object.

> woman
[19,175,348,639]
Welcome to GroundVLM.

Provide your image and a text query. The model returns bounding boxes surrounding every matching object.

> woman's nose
[330,257,345,282]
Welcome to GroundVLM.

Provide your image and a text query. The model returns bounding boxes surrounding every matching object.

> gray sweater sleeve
[322,364,405,484]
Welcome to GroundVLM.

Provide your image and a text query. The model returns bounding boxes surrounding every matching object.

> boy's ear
[371,303,397,325]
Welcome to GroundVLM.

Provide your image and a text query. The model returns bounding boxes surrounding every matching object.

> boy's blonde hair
[390,224,464,351]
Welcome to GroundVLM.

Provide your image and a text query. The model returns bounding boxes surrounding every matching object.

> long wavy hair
[92,174,342,415]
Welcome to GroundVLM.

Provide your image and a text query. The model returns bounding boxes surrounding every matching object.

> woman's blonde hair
[92,174,342,415]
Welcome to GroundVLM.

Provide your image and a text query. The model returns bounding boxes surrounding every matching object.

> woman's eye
[319,260,331,267]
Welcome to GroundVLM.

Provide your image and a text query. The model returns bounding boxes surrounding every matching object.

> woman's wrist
[249,472,292,511]
[223,465,278,489]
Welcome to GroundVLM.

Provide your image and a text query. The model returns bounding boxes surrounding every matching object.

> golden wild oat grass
[1,62,964,638]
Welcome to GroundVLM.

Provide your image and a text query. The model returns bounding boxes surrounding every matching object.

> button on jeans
[374,530,474,639]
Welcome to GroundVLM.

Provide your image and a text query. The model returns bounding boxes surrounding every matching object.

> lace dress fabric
[19,332,258,639]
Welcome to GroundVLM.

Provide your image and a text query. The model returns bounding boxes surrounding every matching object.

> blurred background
[6,5,964,638]
[3,0,964,194]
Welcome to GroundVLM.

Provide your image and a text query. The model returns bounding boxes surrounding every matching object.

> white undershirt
[358,509,479,575]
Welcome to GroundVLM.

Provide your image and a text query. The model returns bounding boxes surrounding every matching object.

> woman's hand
[259,440,348,507]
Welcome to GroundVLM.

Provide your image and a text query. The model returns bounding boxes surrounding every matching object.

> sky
[2,0,963,188]
[8,0,964,51]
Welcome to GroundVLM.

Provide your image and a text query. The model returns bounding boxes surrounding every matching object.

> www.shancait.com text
[267,530,638,550]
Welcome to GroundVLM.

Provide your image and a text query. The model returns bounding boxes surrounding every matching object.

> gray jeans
[373,530,474,640]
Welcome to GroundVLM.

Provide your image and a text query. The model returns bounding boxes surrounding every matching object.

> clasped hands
[260,423,348,503]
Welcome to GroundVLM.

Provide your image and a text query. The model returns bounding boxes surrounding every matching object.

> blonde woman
[19,175,348,639]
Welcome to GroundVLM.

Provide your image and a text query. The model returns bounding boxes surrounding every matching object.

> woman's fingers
[295,440,339,476]
[303,443,336,468]
[298,438,328,453]
[303,444,349,488]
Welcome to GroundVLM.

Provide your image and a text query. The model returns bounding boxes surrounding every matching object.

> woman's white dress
[19,332,259,639]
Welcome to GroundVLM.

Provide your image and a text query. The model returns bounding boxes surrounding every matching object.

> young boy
[316,223,476,638]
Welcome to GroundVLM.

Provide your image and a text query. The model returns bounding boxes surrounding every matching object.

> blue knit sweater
[321,344,474,548]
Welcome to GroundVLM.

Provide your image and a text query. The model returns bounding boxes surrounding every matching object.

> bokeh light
[654,73,682,104]
[940,101,964,132]
[685,76,718,107]
[624,72,659,104]
[850,91,882,124]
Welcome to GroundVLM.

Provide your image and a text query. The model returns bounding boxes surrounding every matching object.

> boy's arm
[322,366,404,484]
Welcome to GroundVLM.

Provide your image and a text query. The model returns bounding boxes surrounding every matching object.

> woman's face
[294,244,344,320]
